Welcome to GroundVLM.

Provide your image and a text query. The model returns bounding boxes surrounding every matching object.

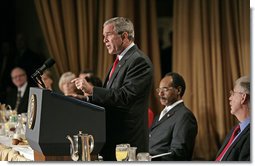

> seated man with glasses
[149,72,198,161]
[215,76,250,161]
[5,67,34,114]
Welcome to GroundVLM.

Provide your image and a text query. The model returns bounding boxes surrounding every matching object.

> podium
[25,87,105,161]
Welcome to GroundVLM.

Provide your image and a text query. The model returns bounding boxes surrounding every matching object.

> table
[0,135,33,161]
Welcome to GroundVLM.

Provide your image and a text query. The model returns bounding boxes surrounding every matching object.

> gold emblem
[27,94,37,129]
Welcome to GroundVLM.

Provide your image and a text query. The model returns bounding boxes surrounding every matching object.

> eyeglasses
[156,87,174,93]
[229,90,244,96]
[12,74,25,80]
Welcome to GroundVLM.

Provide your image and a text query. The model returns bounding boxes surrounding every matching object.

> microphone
[31,58,55,78]
[31,58,55,88]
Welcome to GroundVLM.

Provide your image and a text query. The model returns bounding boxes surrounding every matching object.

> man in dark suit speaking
[149,72,197,160]
[72,17,153,161]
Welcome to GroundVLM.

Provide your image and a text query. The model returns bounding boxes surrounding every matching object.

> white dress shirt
[158,100,183,121]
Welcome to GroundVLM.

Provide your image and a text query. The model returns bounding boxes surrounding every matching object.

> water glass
[128,147,137,161]
[137,152,151,161]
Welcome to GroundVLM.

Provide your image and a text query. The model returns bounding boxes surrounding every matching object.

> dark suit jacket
[91,45,153,160]
[216,124,250,161]
[149,102,198,161]
[5,83,32,114]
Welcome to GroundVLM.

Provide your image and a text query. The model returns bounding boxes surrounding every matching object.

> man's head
[157,72,186,106]
[11,67,27,88]
[103,17,134,55]
[229,76,250,120]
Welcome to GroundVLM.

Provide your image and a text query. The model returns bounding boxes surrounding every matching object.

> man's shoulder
[173,103,196,118]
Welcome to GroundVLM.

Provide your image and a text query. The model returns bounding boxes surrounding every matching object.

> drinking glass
[4,110,11,121]
[21,113,27,125]
[137,152,151,161]
[128,147,137,161]
[115,144,130,161]
[70,135,79,156]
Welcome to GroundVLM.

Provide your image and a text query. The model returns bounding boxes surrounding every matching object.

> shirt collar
[164,100,184,113]
[239,116,250,131]
[117,42,135,60]
[18,82,28,97]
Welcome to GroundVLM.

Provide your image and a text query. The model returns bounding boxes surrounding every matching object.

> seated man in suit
[5,67,33,114]
[215,76,250,161]
[149,72,198,161]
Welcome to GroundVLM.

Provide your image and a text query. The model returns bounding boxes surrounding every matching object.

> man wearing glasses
[149,72,198,161]
[5,67,32,114]
[215,76,250,161]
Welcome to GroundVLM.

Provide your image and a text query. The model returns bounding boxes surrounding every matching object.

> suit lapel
[150,103,185,131]
[150,108,175,130]
[105,45,138,88]
[222,124,250,159]
[106,58,126,88]
[103,67,112,88]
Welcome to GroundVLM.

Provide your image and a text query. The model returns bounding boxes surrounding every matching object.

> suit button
[149,134,151,137]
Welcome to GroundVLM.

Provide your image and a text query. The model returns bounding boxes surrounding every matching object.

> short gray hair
[104,17,135,41]
[58,72,76,91]
[235,76,250,95]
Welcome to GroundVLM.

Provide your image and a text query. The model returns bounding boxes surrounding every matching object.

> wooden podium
[25,87,105,161]
[34,150,71,161]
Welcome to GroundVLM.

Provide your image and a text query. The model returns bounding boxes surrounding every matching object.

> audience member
[5,67,33,114]
[40,70,54,90]
[59,72,81,96]
[149,72,197,161]
[215,76,250,161]
[72,17,153,160]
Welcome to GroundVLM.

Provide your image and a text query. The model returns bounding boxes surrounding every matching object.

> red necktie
[109,57,119,79]
[216,125,240,161]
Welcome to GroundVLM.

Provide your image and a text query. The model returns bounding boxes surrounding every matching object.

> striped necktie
[15,91,21,111]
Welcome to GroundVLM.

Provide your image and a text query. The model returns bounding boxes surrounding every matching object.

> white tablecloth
[0,135,33,161]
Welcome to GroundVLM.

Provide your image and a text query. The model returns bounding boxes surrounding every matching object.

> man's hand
[71,77,93,95]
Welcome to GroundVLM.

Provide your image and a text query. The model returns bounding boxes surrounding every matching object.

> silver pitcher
[66,131,94,161]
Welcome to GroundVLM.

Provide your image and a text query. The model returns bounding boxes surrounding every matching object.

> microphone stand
[151,151,173,159]
[32,74,46,89]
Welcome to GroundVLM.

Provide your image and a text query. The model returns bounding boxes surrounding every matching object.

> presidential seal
[27,94,37,129]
